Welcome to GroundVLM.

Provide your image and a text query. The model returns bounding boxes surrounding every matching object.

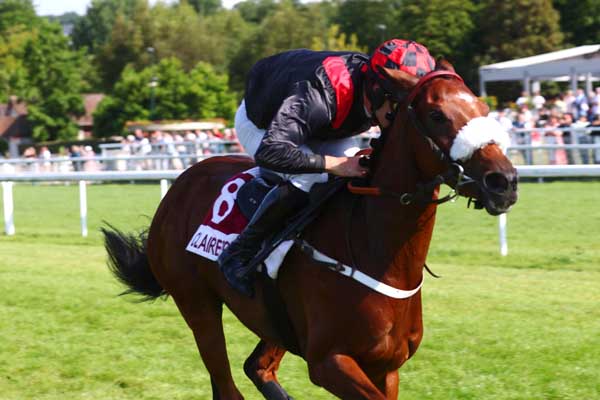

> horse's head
[377,60,518,215]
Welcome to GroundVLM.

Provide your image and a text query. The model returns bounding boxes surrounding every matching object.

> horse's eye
[429,110,447,123]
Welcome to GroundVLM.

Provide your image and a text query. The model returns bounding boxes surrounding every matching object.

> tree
[471,0,564,101]
[228,1,330,91]
[234,0,278,24]
[148,4,251,72]
[335,0,397,51]
[94,1,153,90]
[552,0,600,45]
[476,0,563,64]
[71,0,144,52]
[93,58,236,136]
[0,26,33,98]
[20,21,85,141]
[93,2,252,90]
[183,0,222,15]
[311,24,365,52]
[0,0,36,33]
[394,0,475,62]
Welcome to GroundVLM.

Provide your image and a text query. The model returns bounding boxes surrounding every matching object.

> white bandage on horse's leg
[450,117,510,162]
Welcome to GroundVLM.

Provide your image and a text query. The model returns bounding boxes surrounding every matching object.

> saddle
[186,167,347,274]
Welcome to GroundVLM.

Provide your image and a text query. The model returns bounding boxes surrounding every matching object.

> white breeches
[235,101,360,192]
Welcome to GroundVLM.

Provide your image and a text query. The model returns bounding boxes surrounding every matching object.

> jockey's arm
[254,81,367,178]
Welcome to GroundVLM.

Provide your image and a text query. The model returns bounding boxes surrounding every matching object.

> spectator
[513,112,533,164]
[532,91,546,111]
[574,88,589,119]
[591,115,600,164]
[83,145,99,172]
[39,146,52,172]
[23,146,38,172]
[519,104,533,125]
[564,89,576,115]
[70,145,83,171]
[572,115,591,164]
[516,91,530,108]
[559,113,575,164]
[544,116,566,165]
[589,88,600,121]
[23,146,36,158]
[184,131,198,164]
[552,94,567,114]
[496,109,514,131]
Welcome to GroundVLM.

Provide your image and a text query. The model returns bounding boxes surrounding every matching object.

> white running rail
[1,166,600,256]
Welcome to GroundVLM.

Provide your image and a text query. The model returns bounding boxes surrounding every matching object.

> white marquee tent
[478,45,600,96]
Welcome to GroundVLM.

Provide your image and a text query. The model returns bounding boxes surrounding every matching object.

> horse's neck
[358,130,437,286]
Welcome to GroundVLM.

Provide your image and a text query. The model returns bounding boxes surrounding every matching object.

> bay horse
[104,60,517,399]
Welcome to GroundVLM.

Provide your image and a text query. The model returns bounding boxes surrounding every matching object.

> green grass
[0,182,599,399]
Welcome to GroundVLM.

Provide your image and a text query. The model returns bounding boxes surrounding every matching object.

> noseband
[348,70,474,206]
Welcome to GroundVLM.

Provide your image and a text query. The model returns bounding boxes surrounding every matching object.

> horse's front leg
[307,354,386,400]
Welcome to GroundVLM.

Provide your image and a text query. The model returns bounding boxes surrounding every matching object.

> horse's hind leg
[244,340,293,400]
[173,292,243,400]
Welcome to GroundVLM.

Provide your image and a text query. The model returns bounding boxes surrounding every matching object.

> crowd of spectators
[496,87,600,164]
[114,127,241,171]
[4,89,600,174]
[1,127,242,174]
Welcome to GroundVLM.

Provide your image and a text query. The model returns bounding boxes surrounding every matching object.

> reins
[348,70,473,206]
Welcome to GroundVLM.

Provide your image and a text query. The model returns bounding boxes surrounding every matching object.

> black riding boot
[218,182,308,297]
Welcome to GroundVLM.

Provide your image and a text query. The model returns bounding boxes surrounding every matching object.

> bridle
[348,70,480,207]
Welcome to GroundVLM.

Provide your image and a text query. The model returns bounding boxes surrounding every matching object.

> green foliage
[0,0,37,96]
[476,0,564,64]
[45,11,81,26]
[311,24,366,52]
[93,2,154,90]
[0,0,36,33]
[552,0,600,45]
[93,58,236,137]
[21,22,85,141]
[234,0,278,23]
[480,95,498,110]
[71,0,145,52]
[183,0,222,15]
[336,0,396,51]
[0,5,84,142]
[395,0,475,68]
[0,26,32,97]
[228,1,332,91]
[91,2,252,90]
[149,5,252,72]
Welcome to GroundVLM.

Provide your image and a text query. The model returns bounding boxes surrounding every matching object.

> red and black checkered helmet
[368,39,436,95]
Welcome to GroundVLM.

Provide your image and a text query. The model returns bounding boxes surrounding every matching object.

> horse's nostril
[483,172,510,193]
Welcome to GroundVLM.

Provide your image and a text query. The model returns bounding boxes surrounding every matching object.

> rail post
[2,181,15,235]
[160,179,169,199]
[79,180,88,237]
[499,213,508,256]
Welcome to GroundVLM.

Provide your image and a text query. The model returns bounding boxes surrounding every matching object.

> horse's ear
[435,57,455,73]
[377,66,419,91]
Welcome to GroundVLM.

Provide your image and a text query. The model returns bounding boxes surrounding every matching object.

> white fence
[2,165,600,255]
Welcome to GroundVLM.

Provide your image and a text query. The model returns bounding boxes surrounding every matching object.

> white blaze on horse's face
[456,92,476,104]
[449,117,510,162]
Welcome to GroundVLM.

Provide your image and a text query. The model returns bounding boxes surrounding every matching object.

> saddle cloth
[185,167,294,278]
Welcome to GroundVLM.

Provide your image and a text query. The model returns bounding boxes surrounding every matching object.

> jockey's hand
[324,155,369,177]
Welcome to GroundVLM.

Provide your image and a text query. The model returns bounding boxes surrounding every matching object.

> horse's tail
[102,225,167,301]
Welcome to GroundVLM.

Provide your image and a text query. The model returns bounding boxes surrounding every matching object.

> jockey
[218,39,436,296]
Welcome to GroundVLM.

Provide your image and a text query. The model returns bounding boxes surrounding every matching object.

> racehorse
[104,60,518,399]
